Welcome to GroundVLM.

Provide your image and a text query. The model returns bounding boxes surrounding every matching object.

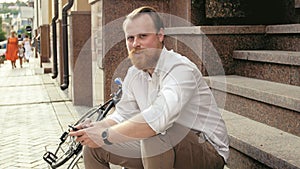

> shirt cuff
[141,105,168,134]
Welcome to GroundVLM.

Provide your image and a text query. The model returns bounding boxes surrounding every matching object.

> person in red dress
[5,30,19,69]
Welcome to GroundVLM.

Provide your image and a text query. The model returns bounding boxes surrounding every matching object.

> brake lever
[68,125,79,131]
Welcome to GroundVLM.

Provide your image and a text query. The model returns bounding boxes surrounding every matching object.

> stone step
[222,109,300,169]
[233,50,300,86]
[204,75,300,136]
[233,50,300,66]
[264,24,300,52]
[204,75,300,111]
[266,24,300,34]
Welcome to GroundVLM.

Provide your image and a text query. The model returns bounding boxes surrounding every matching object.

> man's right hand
[72,118,93,131]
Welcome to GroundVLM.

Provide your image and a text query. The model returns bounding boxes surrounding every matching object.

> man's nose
[132,38,140,48]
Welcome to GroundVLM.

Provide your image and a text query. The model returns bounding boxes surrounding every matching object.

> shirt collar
[153,46,168,75]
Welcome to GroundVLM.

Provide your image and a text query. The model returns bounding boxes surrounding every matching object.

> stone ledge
[204,75,300,112]
[42,62,52,74]
[223,109,300,169]
[70,11,91,15]
[233,50,300,66]
[165,25,266,35]
[165,24,300,35]
[266,24,300,34]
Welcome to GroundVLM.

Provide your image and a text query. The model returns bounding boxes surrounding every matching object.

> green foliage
[16,0,27,6]
[0,8,19,15]
[0,1,29,40]
[0,1,26,15]
[0,18,7,41]
[0,1,27,8]
[0,31,6,41]
[20,27,26,33]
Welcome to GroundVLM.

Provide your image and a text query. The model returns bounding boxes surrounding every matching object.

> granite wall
[192,0,298,25]
[165,26,267,76]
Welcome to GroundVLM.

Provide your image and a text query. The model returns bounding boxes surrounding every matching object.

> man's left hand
[69,125,105,148]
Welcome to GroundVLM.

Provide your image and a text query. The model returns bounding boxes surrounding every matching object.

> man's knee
[83,146,94,164]
[83,146,110,169]
[142,149,174,169]
[83,146,107,161]
[83,146,91,156]
[141,136,175,169]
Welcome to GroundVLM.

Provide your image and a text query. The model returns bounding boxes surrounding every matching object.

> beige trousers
[83,124,225,169]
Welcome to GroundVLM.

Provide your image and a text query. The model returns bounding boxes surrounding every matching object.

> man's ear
[158,28,165,43]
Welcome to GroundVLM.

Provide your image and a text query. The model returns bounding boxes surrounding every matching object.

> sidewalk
[0,58,88,168]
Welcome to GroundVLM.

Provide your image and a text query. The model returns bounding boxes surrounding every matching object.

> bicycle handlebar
[114,77,123,86]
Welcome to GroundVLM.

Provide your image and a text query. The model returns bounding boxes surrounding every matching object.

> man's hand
[72,118,92,130]
[69,124,106,148]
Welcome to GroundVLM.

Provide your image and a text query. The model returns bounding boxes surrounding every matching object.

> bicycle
[43,78,123,169]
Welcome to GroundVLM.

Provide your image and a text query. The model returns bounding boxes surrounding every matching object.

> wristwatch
[101,128,113,145]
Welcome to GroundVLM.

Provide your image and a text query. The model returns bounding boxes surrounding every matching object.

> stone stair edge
[164,24,300,35]
[266,24,300,34]
[222,109,300,169]
[165,25,266,35]
[203,75,300,112]
[233,50,300,66]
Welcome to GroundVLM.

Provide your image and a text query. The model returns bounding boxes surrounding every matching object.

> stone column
[39,24,51,65]
[69,11,92,106]
[90,0,105,106]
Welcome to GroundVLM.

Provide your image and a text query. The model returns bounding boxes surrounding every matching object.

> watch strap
[103,138,113,145]
[102,128,113,145]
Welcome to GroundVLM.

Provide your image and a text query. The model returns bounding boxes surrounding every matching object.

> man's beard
[128,48,160,71]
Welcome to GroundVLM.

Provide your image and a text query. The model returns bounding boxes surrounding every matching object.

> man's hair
[123,6,164,32]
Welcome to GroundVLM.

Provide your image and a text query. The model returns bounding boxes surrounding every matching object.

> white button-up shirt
[107,47,229,162]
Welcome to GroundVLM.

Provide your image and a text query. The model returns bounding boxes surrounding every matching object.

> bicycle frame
[43,78,122,169]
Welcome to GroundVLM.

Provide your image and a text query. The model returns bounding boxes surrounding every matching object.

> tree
[0,31,5,41]
[0,18,7,41]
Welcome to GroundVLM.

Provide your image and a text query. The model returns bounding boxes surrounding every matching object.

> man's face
[124,14,164,71]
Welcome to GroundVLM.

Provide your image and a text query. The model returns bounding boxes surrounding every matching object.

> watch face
[102,130,107,138]
[102,129,113,145]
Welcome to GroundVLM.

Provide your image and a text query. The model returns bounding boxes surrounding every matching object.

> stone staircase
[165,22,300,169]
[204,75,300,168]
[202,25,300,169]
